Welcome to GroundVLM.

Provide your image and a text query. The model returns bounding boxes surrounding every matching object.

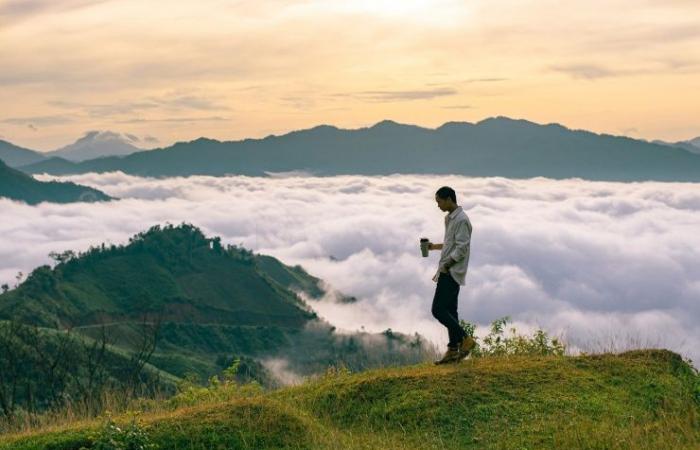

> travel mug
[420,238,430,257]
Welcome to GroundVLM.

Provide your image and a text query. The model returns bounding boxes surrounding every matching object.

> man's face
[435,195,450,211]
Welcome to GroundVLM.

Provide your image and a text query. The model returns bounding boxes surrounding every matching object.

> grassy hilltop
[1,349,698,450]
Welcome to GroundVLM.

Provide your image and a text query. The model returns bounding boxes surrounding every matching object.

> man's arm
[428,243,443,250]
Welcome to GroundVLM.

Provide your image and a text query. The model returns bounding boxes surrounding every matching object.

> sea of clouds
[2,172,699,363]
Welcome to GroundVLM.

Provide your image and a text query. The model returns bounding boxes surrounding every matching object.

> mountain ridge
[0,158,111,204]
[0,140,46,167]
[16,117,700,181]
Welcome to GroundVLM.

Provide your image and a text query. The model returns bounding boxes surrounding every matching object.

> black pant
[431,272,466,349]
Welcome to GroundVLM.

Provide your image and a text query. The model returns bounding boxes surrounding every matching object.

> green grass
[2,349,698,450]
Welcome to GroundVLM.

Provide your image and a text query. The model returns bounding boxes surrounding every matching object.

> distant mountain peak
[47,130,143,162]
[290,124,339,136]
[436,121,475,131]
[189,137,221,144]
[367,120,429,133]
[308,124,339,132]
[477,116,536,127]
[372,119,401,128]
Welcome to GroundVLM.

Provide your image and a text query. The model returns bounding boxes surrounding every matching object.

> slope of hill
[2,350,698,449]
[654,138,700,155]
[16,156,83,175]
[46,131,143,162]
[0,224,430,414]
[0,158,111,204]
[675,137,700,154]
[0,140,46,167]
[17,117,700,181]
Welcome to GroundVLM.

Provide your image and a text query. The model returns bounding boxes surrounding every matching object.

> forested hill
[0,158,110,204]
[0,224,314,328]
[0,224,430,417]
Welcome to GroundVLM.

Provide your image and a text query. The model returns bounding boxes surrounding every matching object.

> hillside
[2,350,698,449]
[15,156,82,175]
[0,140,45,168]
[0,224,430,416]
[0,158,110,204]
[16,117,700,181]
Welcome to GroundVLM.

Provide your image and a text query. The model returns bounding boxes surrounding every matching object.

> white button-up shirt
[432,206,472,286]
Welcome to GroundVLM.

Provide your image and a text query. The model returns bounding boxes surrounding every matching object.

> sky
[1,0,699,150]
[1,173,699,364]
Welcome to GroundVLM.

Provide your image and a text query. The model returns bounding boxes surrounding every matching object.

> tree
[13,272,23,288]
[124,313,163,398]
[48,250,76,266]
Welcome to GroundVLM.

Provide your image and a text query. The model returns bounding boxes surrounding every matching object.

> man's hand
[440,258,456,273]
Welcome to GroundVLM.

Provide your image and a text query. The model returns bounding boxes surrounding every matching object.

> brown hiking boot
[459,335,477,359]
[434,348,460,365]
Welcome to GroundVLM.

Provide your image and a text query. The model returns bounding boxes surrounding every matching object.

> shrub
[166,359,262,408]
[460,316,566,357]
[83,412,157,450]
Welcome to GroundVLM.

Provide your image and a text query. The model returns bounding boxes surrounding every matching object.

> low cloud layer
[2,173,699,363]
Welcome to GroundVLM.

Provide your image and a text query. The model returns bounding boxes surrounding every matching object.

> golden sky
[1,0,699,150]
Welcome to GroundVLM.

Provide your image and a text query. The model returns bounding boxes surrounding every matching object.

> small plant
[83,412,157,450]
[460,316,566,357]
[322,363,352,380]
[687,358,700,404]
[222,357,241,383]
[167,359,262,408]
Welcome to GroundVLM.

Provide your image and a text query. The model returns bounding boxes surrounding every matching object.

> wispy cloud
[463,78,508,83]
[441,105,473,110]
[550,64,620,80]
[49,93,228,118]
[115,116,229,124]
[1,115,73,126]
[0,0,107,24]
[337,88,458,102]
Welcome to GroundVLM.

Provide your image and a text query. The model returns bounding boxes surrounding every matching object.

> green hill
[2,350,698,449]
[0,224,430,417]
[0,225,312,329]
[0,158,110,204]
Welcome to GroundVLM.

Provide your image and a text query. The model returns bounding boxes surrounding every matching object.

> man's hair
[435,186,456,203]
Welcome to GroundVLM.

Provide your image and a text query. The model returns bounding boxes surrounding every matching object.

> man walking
[427,186,475,364]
